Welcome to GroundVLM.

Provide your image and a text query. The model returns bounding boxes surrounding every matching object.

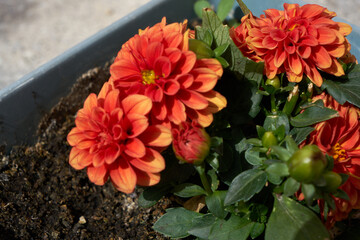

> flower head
[67,83,172,194]
[305,93,360,228]
[109,17,226,128]
[172,121,211,165]
[230,3,353,87]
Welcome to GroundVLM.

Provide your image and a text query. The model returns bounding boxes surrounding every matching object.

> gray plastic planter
[1,0,359,150]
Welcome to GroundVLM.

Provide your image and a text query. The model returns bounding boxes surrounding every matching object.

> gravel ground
[0,0,359,90]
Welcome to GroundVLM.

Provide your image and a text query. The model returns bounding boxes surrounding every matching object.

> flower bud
[172,121,211,165]
[262,131,278,148]
[265,76,280,89]
[287,145,327,183]
[322,171,342,193]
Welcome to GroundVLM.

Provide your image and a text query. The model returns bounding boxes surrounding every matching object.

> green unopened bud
[288,145,327,183]
[265,76,281,89]
[283,85,299,116]
[322,171,342,193]
[262,131,278,148]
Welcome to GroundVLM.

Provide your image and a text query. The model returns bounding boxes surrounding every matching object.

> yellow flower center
[331,143,350,164]
[141,70,157,85]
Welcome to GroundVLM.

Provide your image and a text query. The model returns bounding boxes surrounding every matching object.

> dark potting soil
[0,62,173,240]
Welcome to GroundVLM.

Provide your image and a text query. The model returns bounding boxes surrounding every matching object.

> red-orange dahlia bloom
[67,83,172,194]
[109,17,226,128]
[305,93,360,228]
[230,3,353,87]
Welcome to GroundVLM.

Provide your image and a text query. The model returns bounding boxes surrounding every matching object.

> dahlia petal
[105,144,122,165]
[262,36,278,49]
[163,80,180,95]
[202,90,227,113]
[67,128,84,146]
[91,107,106,124]
[134,169,161,187]
[176,74,194,89]
[104,89,120,113]
[288,54,303,75]
[109,160,137,194]
[189,68,219,93]
[174,51,196,75]
[312,46,332,69]
[127,113,149,138]
[274,47,287,67]
[98,81,113,100]
[69,148,90,170]
[302,60,323,87]
[112,124,123,140]
[264,9,282,18]
[110,108,124,124]
[166,97,186,124]
[284,39,296,54]
[165,32,184,49]
[152,101,167,120]
[124,138,146,158]
[187,108,213,128]
[144,84,163,102]
[325,44,346,58]
[83,93,98,116]
[317,27,337,45]
[154,56,172,78]
[178,89,208,110]
[297,45,311,59]
[87,164,108,186]
[139,125,172,147]
[322,59,345,77]
[195,58,223,77]
[286,71,303,83]
[264,54,278,79]
[338,22,352,36]
[93,150,106,167]
[249,28,265,38]
[301,4,325,19]
[146,42,164,68]
[130,148,165,173]
[110,59,140,79]
[165,48,182,64]
[311,17,338,28]
[122,94,152,115]
[76,139,97,150]
[270,29,286,41]
[300,35,318,46]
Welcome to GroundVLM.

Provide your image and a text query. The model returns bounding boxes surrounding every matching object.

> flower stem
[236,0,250,15]
[271,93,277,113]
[195,163,212,195]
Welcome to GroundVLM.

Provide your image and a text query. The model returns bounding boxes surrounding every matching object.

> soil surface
[0,62,172,240]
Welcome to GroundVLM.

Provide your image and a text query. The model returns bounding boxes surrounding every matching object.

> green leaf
[290,127,315,145]
[283,177,300,197]
[153,208,202,238]
[322,64,360,109]
[225,169,267,205]
[301,183,317,206]
[214,43,230,57]
[265,195,330,240]
[333,189,350,201]
[250,222,265,239]
[188,214,217,239]
[245,148,264,166]
[209,215,254,240]
[266,163,289,178]
[244,61,264,86]
[264,112,290,134]
[207,151,220,170]
[285,136,299,155]
[290,100,339,127]
[271,146,292,162]
[189,39,214,59]
[138,185,170,208]
[216,56,230,68]
[172,183,207,198]
[208,169,220,192]
[206,191,229,219]
[256,125,266,139]
[217,0,235,21]
[194,0,212,18]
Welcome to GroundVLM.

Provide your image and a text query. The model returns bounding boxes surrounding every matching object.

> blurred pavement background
[0,0,358,89]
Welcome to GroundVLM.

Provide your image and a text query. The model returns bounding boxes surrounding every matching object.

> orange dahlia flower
[230,3,353,87]
[67,83,172,194]
[305,93,360,228]
[109,17,226,128]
